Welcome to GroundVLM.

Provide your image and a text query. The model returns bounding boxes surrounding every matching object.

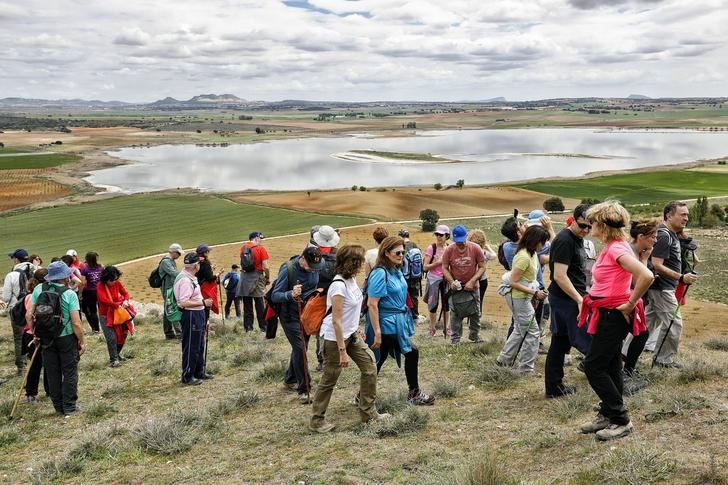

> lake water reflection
[88,129,728,192]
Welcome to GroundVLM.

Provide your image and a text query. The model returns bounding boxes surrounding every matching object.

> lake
[88,129,728,192]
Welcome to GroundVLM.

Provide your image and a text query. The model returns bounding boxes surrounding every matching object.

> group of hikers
[1,200,700,441]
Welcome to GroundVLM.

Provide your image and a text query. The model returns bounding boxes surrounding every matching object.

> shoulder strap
[286,260,295,290]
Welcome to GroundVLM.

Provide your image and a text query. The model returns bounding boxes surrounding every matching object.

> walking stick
[295,280,311,400]
[651,286,688,368]
[510,297,542,367]
[218,280,225,328]
[10,344,40,419]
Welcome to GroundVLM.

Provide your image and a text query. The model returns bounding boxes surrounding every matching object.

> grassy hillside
[0,153,80,170]
[0,193,369,264]
[515,168,728,205]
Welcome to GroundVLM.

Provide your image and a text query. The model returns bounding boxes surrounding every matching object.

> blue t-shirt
[365,267,415,362]
[503,241,549,288]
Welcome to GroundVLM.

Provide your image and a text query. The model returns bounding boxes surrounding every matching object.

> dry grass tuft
[364,406,429,438]
[454,449,519,485]
[255,360,288,383]
[133,410,201,455]
[149,355,177,377]
[432,379,461,398]
[479,365,523,390]
[548,391,593,422]
[704,336,728,352]
[574,446,676,484]
[674,359,725,384]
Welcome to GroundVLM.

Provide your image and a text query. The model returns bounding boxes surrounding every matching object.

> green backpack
[165,273,197,323]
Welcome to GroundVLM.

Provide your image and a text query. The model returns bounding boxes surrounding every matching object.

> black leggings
[377,334,420,391]
[623,330,649,373]
[478,279,488,313]
[81,290,100,332]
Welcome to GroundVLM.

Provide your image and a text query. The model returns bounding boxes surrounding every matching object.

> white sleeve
[2,272,17,305]
[328,280,347,299]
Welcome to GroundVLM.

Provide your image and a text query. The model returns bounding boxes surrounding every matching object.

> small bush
[575,446,676,484]
[101,382,128,399]
[432,380,460,399]
[359,186,367,191]
[0,430,19,448]
[85,402,116,422]
[32,456,84,484]
[420,208,440,232]
[543,196,565,212]
[133,411,200,455]
[479,365,522,390]
[375,390,410,414]
[150,355,177,377]
[455,449,518,485]
[549,391,593,422]
[255,360,287,383]
[208,391,260,419]
[704,336,728,352]
[465,338,501,357]
[434,183,442,190]
[675,359,725,384]
[368,406,429,438]
[351,185,358,191]
[375,187,387,192]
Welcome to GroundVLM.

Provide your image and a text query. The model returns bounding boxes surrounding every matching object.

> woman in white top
[310,244,388,433]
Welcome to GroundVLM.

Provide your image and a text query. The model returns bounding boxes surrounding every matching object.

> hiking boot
[363,413,392,423]
[468,336,484,343]
[182,377,202,386]
[350,392,360,407]
[309,421,335,433]
[195,373,214,380]
[580,413,610,434]
[538,342,549,355]
[655,361,683,369]
[26,395,39,404]
[596,421,634,441]
[298,393,313,404]
[408,389,435,406]
[110,360,121,368]
[546,385,577,399]
[285,382,298,392]
[623,376,647,397]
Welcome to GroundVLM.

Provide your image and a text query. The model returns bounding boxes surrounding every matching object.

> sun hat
[8,249,28,260]
[313,225,340,248]
[434,224,450,235]
[184,252,200,265]
[302,246,325,271]
[196,244,211,255]
[452,225,468,243]
[45,261,74,281]
[66,249,78,257]
[249,231,265,240]
[526,210,546,227]
[168,243,183,255]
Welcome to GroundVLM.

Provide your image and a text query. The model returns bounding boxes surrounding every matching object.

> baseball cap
[196,244,211,254]
[452,225,468,243]
[8,249,29,260]
[526,210,546,227]
[66,249,78,257]
[184,252,200,265]
[434,224,450,235]
[168,243,183,255]
[232,264,240,269]
[302,246,325,271]
[249,231,265,240]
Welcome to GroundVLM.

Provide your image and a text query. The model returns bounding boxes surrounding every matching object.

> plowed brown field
[0,169,70,210]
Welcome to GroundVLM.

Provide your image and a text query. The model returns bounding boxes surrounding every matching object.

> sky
[0,0,726,102]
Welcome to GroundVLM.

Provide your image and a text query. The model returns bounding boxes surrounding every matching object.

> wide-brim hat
[313,225,340,248]
[45,261,74,281]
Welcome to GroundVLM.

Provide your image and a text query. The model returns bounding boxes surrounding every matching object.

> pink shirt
[589,240,633,298]
[441,241,485,289]
[173,270,204,310]
[425,243,448,278]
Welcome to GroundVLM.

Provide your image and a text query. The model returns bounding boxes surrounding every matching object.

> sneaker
[110,360,121,368]
[195,373,214,380]
[118,355,128,362]
[580,413,610,434]
[309,421,336,433]
[655,361,683,369]
[63,404,81,416]
[285,383,298,392]
[596,421,634,441]
[468,336,484,343]
[416,315,428,325]
[26,395,39,404]
[428,328,436,337]
[564,354,573,366]
[408,389,435,406]
[363,412,392,423]
[182,377,202,386]
[538,343,549,355]
[350,392,360,407]
[546,385,577,399]
[298,393,313,404]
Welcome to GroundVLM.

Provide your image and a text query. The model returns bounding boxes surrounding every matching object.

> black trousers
[81,290,100,332]
[243,296,266,330]
[584,309,631,425]
[377,334,420,391]
[478,279,488,314]
[26,346,49,397]
[623,330,649,374]
[42,334,79,414]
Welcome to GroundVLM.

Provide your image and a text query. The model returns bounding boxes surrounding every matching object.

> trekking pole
[218,280,225,328]
[651,286,688,368]
[295,280,311,400]
[10,344,39,419]
[511,298,541,367]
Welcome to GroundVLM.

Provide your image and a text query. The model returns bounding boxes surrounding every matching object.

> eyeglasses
[434,233,445,237]
[392,250,405,256]
[577,222,592,230]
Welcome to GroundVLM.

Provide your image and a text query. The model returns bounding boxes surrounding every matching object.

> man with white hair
[159,243,183,340]
[3,249,36,375]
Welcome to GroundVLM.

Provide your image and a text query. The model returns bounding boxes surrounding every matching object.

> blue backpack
[402,247,423,281]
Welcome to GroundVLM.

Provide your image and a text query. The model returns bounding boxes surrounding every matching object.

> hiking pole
[295,280,311,401]
[651,286,689,368]
[510,298,542,367]
[218,280,225,328]
[10,344,39,419]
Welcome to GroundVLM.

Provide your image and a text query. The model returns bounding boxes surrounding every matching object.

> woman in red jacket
[97,266,134,367]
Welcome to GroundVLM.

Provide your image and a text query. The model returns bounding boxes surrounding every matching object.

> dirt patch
[233,186,580,221]
[0,169,71,210]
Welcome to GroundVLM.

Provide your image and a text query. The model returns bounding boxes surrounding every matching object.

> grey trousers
[645,289,683,364]
[497,295,539,372]
[100,316,120,363]
[449,291,481,343]
[12,320,25,370]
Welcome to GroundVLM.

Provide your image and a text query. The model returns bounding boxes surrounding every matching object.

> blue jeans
[281,318,311,394]
[181,309,207,382]
[224,292,241,318]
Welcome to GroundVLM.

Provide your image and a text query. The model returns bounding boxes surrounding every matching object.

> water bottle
[454,280,462,291]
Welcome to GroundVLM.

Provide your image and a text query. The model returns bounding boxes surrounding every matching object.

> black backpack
[33,283,69,347]
[241,245,256,272]
[148,258,164,288]
[9,266,32,326]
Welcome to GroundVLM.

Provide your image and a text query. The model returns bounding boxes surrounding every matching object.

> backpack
[33,283,69,347]
[403,247,423,280]
[148,259,164,288]
[241,245,256,272]
[679,236,698,274]
[318,247,337,282]
[300,277,344,336]
[497,241,510,270]
[264,259,295,339]
[165,274,197,323]
[222,272,234,290]
[9,266,32,325]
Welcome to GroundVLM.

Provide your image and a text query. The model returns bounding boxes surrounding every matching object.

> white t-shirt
[320,276,363,341]
[365,247,379,269]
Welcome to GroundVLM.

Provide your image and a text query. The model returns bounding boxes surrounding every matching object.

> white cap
[168,243,183,255]
[66,249,78,257]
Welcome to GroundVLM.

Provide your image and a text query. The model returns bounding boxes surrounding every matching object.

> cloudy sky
[1,0,726,102]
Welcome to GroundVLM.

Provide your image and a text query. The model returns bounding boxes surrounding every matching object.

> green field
[0,194,369,264]
[516,169,728,205]
[0,153,80,170]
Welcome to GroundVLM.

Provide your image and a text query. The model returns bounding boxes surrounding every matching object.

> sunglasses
[577,222,592,230]
[392,250,405,256]
[434,233,446,237]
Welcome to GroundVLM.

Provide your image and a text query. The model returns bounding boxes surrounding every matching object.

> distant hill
[188,93,245,103]
[627,94,651,100]
[0,97,131,108]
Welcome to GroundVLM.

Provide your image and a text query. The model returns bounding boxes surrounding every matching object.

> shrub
[32,456,84,484]
[376,187,387,192]
[85,402,116,422]
[704,336,728,351]
[709,204,725,221]
[543,196,565,212]
[367,406,429,438]
[420,208,440,232]
[455,449,518,485]
[674,359,725,384]
[150,355,177,376]
[455,179,464,188]
[133,411,200,454]
[574,446,676,484]
[432,380,460,398]
[256,360,287,383]
[351,185,358,191]
[581,197,601,205]
[479,365,522,390]
[548,391,593,422]
[231,346,264,367]
[359,186,367,191]
[375,390,410,414]
[434,183,443,190]
[465,338,501,357]
[0,430,19,448]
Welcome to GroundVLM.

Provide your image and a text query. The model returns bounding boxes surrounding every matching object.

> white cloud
[114,27,152,46]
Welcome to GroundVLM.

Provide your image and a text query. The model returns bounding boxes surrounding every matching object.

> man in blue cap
[26,260,86,415]
[3,248,36,375]
[441,225,486,344]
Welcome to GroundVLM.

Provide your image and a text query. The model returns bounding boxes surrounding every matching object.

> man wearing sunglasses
[544,204,593,399]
